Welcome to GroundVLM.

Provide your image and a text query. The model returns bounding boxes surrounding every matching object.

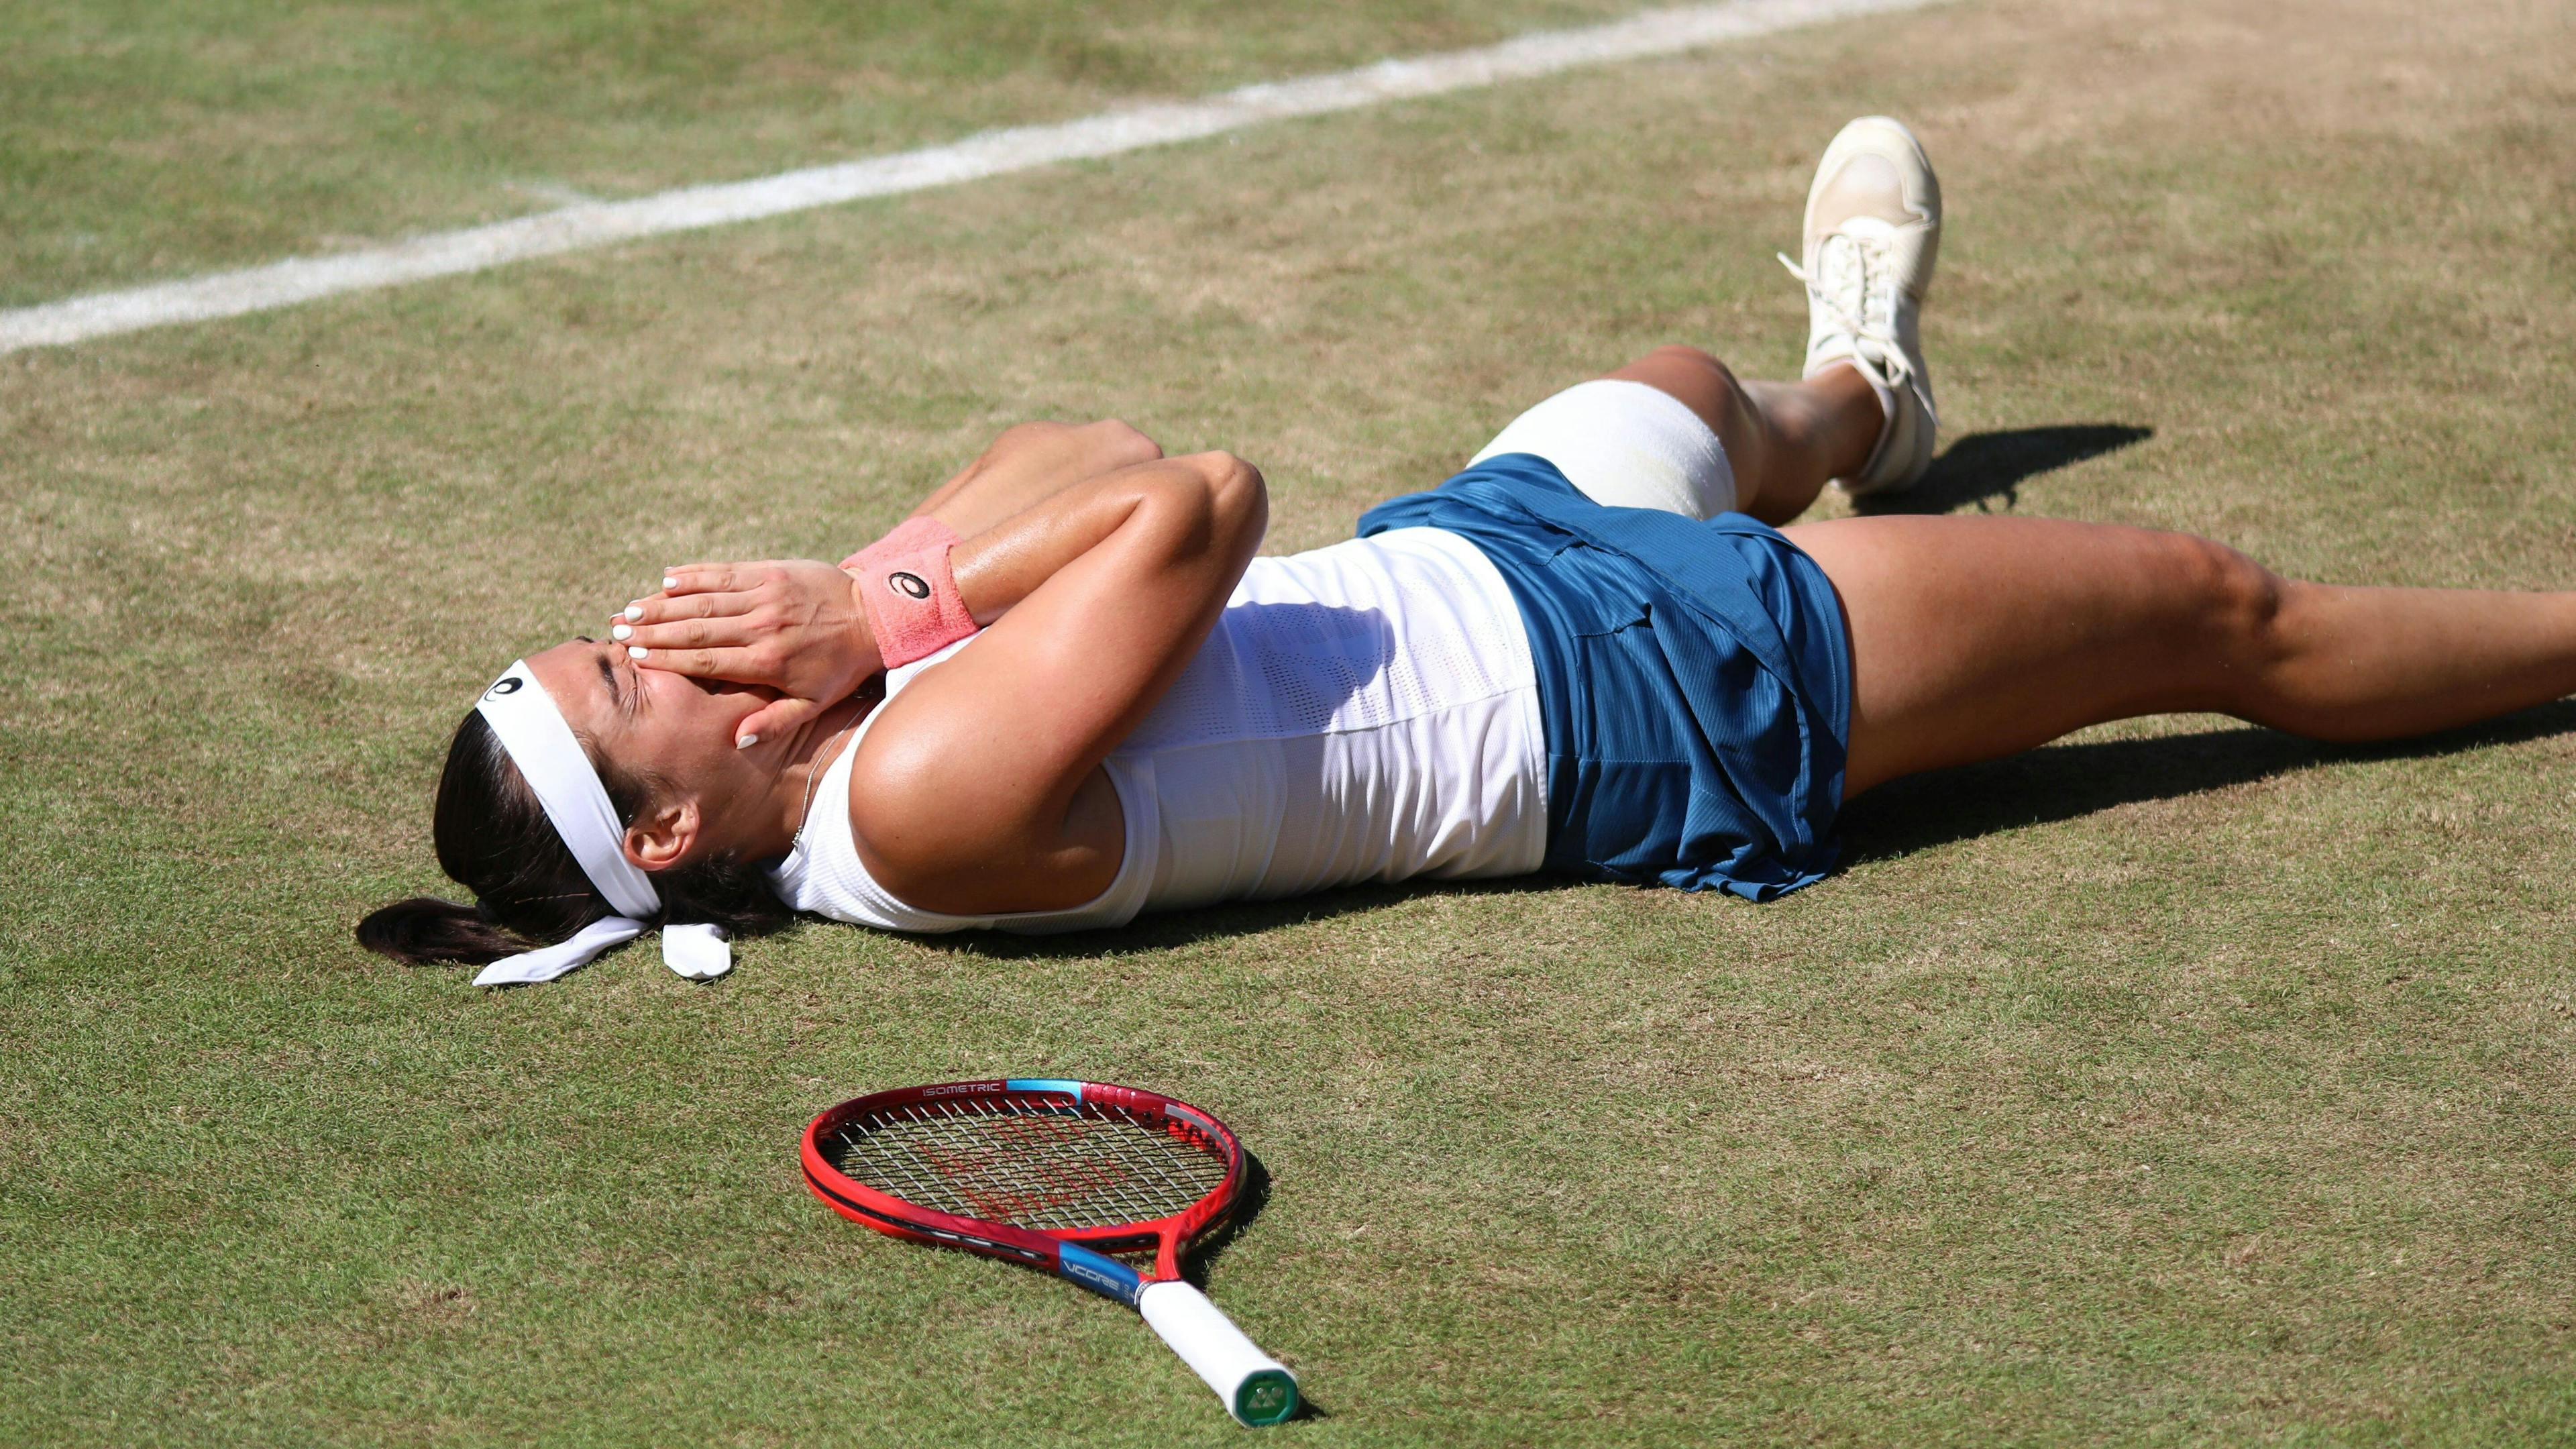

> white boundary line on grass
[0,0,1938,356]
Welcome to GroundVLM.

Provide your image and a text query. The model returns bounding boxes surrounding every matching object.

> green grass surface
[0,0,1640,307]
[7,0,2576,1443]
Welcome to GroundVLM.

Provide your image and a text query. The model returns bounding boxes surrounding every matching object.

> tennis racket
[801,1077,1300,1427]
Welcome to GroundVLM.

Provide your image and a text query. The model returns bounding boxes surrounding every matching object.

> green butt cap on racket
[1236,1368,1299,1426]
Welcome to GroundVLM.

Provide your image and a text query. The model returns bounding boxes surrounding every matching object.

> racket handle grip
[1136,1280,1300,1427]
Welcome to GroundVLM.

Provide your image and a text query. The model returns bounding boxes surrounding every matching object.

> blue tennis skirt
[1358,453,1853,900]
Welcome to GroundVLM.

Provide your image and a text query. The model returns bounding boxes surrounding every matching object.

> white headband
[469,660,732,987]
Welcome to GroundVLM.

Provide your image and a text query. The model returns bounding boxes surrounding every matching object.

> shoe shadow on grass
[1854,423,2153,515]
[1839,698,2576,864]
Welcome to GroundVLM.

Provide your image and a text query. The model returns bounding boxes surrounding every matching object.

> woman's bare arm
[902,419,1165,540]
[848,450,1267,914]
[614,419,1167,742]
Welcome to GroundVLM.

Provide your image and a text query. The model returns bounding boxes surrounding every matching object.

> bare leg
[1783,514,2576,796]
[1602,345,1882,525]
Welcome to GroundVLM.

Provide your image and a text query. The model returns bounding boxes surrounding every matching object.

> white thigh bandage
[1468,378,1737,519]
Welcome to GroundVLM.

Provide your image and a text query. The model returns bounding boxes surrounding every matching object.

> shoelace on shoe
[1777,233,1915,391]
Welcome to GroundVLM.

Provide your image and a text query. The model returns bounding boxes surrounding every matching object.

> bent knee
[1629,343,1742,390]
[1603,344,1750,441]
[1642,342,1721,366]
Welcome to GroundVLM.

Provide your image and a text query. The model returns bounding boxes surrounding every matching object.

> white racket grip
[1136,1279,1299,1426]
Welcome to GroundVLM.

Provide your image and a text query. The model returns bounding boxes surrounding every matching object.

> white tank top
[769,527,1546,934]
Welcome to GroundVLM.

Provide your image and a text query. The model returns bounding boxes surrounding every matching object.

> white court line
[0,0,1939,356]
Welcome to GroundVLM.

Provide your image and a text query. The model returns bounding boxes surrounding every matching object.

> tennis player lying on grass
[364,117,2576,984]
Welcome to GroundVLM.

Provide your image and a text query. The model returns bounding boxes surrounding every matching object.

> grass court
[6,0,2574,1442]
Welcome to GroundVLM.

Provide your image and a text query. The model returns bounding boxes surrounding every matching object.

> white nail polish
[627,645,647,659]
[663,576,678,590]
[737,734,758,749]
[611,623,633,641]
[624,602,644,621]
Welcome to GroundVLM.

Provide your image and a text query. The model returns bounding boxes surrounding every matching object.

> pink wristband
[841,516,959,574]
[855,539,975,669]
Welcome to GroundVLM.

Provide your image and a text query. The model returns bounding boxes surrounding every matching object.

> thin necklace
[794,718,859,841]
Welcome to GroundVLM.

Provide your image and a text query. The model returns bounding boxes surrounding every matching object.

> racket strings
[825,1095,1227,1232]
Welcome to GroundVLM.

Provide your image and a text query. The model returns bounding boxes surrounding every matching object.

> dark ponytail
[358,711,791,967]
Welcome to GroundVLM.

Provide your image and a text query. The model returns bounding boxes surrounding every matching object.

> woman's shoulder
[841,678,1126,917]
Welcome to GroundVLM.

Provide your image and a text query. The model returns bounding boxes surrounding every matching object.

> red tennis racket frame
[800,1077,1248,1301]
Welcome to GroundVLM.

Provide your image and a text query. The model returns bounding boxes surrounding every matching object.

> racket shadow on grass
[1184,1152,1332,1421]
[1854,423,2154,515]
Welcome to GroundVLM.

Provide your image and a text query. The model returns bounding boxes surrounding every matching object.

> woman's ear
[623,798,700,872]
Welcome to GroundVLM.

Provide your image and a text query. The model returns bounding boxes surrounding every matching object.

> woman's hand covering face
[615,559,881,747]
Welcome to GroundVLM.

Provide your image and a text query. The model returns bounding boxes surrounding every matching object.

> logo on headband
[485,677,526,698]
[888,572,932,600]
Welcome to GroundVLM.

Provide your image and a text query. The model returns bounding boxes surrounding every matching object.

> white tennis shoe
[1780,115,1942,496]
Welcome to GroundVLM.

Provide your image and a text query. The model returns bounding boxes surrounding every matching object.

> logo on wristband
[888,571,932,600]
